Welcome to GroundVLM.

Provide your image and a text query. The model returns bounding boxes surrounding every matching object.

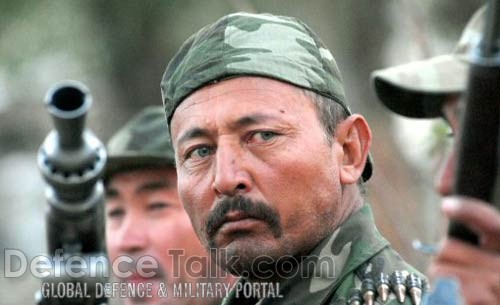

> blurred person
[161,12,425,305]
[104,106,235,305]
[372,6,500,305]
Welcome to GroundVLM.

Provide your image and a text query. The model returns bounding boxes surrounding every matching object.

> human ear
[334,114,372,184]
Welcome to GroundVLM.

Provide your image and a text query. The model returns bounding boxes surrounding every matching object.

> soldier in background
[161,12,425,305]
[104,106,236,305]
[372,7,500,305]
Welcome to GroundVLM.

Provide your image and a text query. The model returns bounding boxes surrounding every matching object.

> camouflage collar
[222,204,390,305]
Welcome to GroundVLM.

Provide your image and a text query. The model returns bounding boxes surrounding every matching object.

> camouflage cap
[161,12,373,181]
[105,106,175,180]
[371,6,485,118]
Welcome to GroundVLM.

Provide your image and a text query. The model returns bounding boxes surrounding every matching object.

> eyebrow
[229,113,279,129]
[177,113,282,146]
[105,180,172,203]
[105,188,119,200]
[177,127,212,147]
[136,180,172,194]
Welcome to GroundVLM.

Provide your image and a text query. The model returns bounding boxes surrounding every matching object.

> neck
[336,183,364,227]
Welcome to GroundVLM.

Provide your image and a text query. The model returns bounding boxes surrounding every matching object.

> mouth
[224,210,252,222]
[124,273,162,285]
[216,211,264,235]
[205,196,282,243]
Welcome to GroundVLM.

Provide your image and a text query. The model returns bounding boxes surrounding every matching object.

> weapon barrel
[38,81,106,202]
[449,0,500,244]
[480,0,500,57]
[38,80,107,250]
[37,81,108,304]
[45,82,91,150]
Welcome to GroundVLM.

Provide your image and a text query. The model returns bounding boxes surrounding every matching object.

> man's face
[434,98,461,196]
[106,167,224,305]
[170,77,349,277]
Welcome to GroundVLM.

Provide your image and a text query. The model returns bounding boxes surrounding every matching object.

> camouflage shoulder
[329,246,428,305]
[330,274,427,305]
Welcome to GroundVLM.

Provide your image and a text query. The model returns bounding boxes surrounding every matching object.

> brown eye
[107,208,125,218]
[148,202,170,211]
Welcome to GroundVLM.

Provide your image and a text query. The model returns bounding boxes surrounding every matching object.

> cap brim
[104,155,175,181]
[371,55,467,118]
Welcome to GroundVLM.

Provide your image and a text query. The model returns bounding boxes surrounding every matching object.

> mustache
[205,196,282,239]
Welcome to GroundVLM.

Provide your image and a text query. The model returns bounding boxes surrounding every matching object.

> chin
[216,239,289,278]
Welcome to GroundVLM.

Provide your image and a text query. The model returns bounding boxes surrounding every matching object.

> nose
[211,143,252,197]
[434,151,456,196]
[116,215,148,254]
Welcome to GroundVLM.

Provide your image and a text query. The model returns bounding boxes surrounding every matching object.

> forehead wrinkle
[177,111,295,148]
[177,127,214,147]
[177,83,306,112]
[173,79,312,144]
[229,113,288,130]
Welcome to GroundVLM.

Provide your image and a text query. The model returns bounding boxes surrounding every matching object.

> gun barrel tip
[45,80,92,118]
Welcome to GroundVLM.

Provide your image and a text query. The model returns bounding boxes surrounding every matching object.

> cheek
[177,173,212,234]
[267,151,338,202]
[105,230,119,260]
[153,212,204,254]
[151,213,207,277]
[105,219,126,261]
[265,150,339,232]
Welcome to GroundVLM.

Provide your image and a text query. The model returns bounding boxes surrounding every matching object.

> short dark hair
[300,89,348,143]
[302,89,366,192]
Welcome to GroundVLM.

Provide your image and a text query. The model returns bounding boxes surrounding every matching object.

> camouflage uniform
[161,12,426,305]
[222,204,424,305]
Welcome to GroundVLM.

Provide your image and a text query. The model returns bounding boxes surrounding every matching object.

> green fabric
[161,12,349,125]
[105,106,175,178]
[221,204,425,305]
[161,12,372,181]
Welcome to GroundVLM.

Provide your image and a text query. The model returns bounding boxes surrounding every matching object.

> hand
[427,196,500,305]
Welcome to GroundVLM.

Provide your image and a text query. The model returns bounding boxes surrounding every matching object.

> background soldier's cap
[105,106,175,180]
[371,6,485,118]
[161,12,373,181]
